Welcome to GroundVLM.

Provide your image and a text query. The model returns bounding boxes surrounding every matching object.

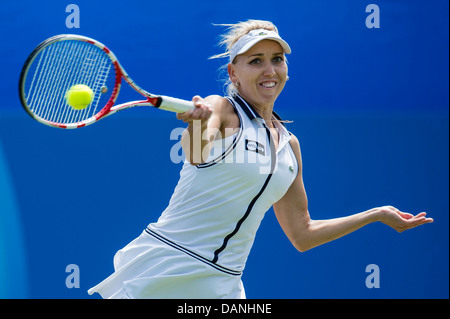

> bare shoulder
[205,95,239,132]
[204,95,232,112]
[288,132,301,153]
[288,132,303,166]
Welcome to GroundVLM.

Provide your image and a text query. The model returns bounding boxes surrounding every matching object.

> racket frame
[19,34,194,129]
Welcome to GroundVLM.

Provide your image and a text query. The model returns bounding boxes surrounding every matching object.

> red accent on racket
[19,34,195,129]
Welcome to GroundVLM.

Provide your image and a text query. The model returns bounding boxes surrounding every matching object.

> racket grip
[157,96,195,113]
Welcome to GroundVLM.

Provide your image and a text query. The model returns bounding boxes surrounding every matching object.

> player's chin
[257,86,283,102]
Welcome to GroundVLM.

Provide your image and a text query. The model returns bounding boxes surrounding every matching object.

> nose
[263,62,276,77]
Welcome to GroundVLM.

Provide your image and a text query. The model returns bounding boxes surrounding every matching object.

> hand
[378,206,433,233]
[176,95,213,124]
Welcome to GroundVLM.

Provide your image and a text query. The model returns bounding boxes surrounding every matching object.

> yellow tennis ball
[66,84,94,110]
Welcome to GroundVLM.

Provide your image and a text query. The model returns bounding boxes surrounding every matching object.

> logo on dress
[245,139,265,155]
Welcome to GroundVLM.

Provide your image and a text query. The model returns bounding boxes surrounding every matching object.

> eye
[272,56,284,64]
[249,58,262,65]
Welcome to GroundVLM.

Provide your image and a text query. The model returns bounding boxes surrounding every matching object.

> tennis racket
[19,34,195,129]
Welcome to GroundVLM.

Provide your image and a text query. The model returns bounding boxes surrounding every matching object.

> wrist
[369,207,386,223]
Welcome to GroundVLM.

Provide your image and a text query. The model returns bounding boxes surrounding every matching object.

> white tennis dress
[88,94,298,299]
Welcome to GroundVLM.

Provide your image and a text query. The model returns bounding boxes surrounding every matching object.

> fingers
[398,211,414,220]
[380,206,433,233]
[383,206,431,222]
[402,214,433,232]
[411,212,434,223]
[401,212,433,232]
[176,95,213,123]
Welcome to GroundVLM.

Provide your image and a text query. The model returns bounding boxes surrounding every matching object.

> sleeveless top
[147,94,298,275]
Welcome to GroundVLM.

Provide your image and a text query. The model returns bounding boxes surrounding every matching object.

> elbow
[295,246,308,253]
[294,245,310,253]
[184,151,208,165]
[187,159,203,166]
[292,239,312,253]
[291,224,314,253]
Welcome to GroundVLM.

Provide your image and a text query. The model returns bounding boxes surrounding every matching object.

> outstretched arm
[273,134,433,252]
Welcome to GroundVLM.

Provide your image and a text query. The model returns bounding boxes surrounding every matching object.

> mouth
[260,81,277,89]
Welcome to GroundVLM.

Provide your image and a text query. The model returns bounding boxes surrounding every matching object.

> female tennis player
[88,20,433,299]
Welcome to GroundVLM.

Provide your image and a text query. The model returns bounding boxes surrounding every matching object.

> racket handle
[157,95,195,113]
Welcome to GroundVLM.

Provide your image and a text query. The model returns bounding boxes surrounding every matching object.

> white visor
[229,29,291,63]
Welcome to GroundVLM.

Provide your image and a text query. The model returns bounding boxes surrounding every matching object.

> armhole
[196,97,243,169]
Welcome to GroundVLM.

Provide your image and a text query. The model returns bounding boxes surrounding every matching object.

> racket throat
[149,96,163,108]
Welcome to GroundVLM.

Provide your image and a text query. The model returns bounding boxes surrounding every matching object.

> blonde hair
[210,20,280,96]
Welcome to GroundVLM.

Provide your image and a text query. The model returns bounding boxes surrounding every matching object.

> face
[228,39,288,109]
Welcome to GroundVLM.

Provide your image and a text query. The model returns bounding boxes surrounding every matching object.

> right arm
[176,95,236,165]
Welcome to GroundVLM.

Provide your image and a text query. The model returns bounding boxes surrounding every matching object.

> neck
[236,93,275,126]
[254,106,275,127]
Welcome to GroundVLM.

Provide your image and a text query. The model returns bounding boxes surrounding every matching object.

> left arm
[273,134,433,252]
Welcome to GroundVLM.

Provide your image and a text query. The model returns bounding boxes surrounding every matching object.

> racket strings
[27,41,60,118]
[54,40,92,123]
[24,39,115,125]
[86,54,112,119]
[29,40,76,121]
[47,40,83,123]
[61,42,105,124]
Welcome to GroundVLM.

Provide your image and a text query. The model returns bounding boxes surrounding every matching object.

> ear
[227,63,238,84]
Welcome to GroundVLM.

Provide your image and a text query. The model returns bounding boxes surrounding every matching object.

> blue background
[0,0,448,299]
